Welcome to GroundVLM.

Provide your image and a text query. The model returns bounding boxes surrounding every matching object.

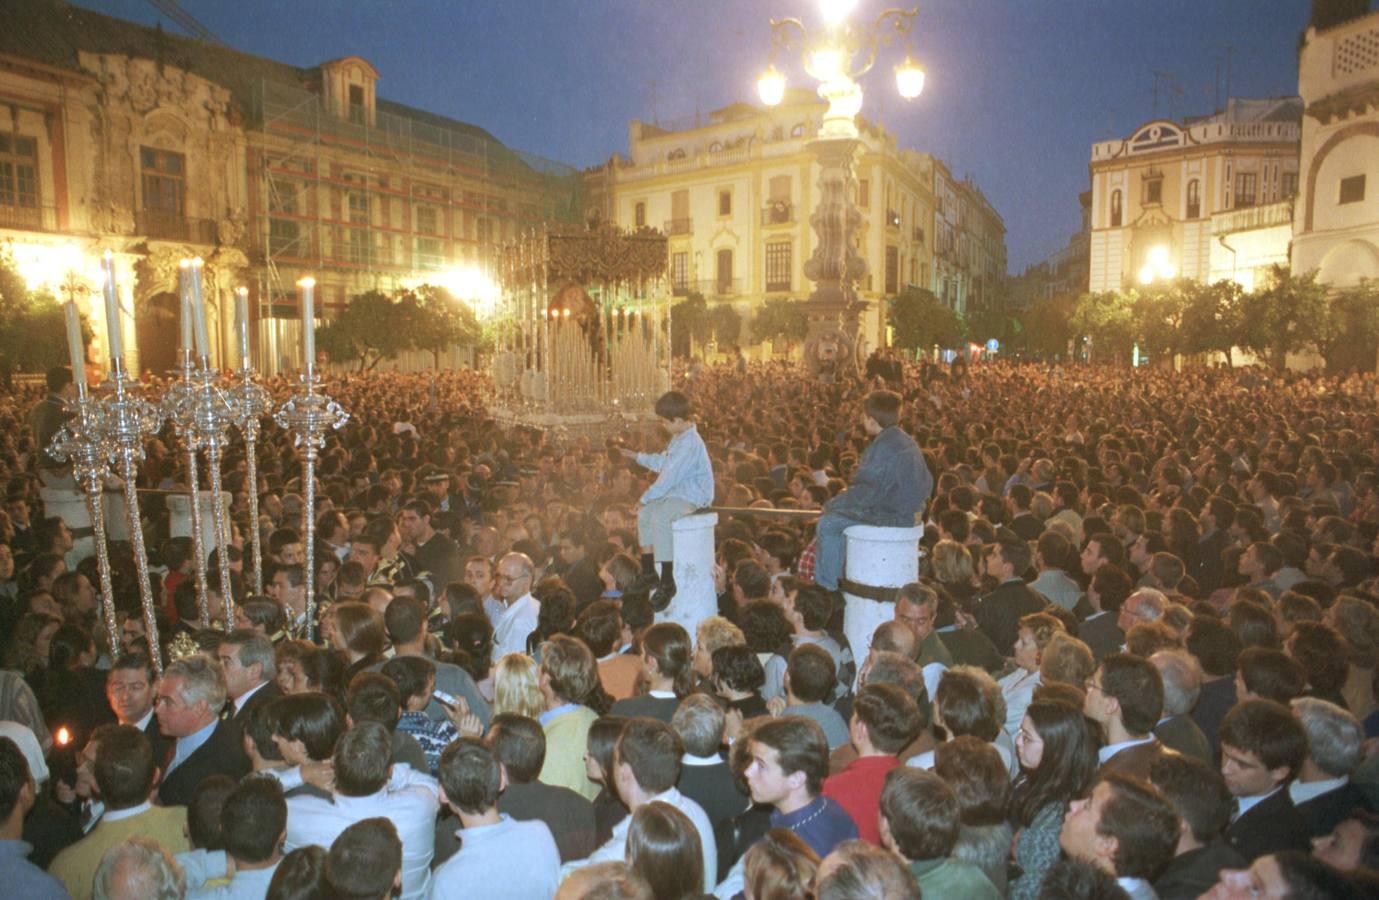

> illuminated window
[1143,175,1162,205]
[1281,172,1298,197]
[0,134,39,213]
[719,190,731,217]
[1235,172,1257,208]
[1186,180,1200,219]
[766,242,791,292]
[634,202,646,228]
[1110,189,1122,227]
[1339,174,1366,204]
[348,84,365,125]
[140,146,185,216]
[671,251,689,295]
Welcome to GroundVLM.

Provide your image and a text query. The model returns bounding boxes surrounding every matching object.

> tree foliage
[1071,291,1135,364]
[0,249,83,385]
[670,293,711,358]
[752,298,809,346]
[1318,279,1379,373]
[1236,265,1332,372]
[317,285,487,371]
[888,287,964,352]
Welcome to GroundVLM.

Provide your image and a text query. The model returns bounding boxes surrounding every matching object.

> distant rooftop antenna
[146,0,223,44]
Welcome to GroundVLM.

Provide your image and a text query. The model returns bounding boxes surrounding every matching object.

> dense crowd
[2,356,1379,899]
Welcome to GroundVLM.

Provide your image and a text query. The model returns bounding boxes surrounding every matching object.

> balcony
[762,202,794,226]
[137,210,217,244]
[664,218,692,236]
[0,203,58,232]
[689,278,742,298]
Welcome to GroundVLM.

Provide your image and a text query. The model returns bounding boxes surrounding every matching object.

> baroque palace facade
[584,89,1007,355]
[0,0,580,375]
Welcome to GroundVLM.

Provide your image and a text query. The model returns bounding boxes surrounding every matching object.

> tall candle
[63,301,86,390]
[299,277,316,374]
[189,258,210,360]
[177,259,194,354]
[102,251,123,363]
[235,287,251,369]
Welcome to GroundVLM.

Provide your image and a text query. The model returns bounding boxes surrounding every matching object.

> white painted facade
[1293,11,1379,287]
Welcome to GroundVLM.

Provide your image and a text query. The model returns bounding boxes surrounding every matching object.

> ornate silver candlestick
[48,387,118,660]
[274,372,349,641]
[225,365,272,595]
[162,351,212,627]
[102,360,166,674]
[189,361,236,631]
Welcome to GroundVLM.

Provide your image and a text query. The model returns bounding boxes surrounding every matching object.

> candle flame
[56,726,71,746]
[298,277,316,289]
[179,258,191,270]
[192,257,204,268]
[103,250,113,261]
[236,286,249,297]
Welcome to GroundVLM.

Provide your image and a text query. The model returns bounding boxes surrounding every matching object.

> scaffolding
[247,79,585,373]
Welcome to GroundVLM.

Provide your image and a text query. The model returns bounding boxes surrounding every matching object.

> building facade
[0,0,578,375]
[1293,6,1379,287]
[1087,97,1302,294]
[586,90,1006,354]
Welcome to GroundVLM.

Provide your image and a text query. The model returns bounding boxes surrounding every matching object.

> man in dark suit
[105,652,172,766]
[1078,565,1131,663]
[973,537,1047,657]
[217,630,284,730]
[1006,484,1044,542]
[1219,699,1310,861]
[1152,649,1213,764]
[1150,753,1246,900]
[1089,653,1176,781]
[673,695,747,834]
[1190,498,1233,597]
[550,523,607,610]
[1290,696,1375,838]
[155,655,251,807]
[1186,617,1243,760]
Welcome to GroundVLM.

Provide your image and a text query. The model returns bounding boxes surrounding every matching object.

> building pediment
[1132,208,1175,228]
[1127,120,1194,155]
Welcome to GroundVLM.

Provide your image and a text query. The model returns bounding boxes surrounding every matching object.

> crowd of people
[1,356,1379,899]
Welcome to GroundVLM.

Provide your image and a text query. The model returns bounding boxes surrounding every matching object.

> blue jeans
[814,511,869,590]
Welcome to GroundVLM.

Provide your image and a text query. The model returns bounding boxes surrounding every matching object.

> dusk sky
[74,0,1315,271]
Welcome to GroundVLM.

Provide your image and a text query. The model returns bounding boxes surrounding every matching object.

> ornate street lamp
[756,2,924,375]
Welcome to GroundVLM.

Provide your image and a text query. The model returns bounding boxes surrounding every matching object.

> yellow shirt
[49,803,191,900]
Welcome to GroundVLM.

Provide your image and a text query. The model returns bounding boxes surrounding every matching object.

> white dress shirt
[284,764,439,900]
[189,861,280,900]
[1289,775,1348,806]
[562,787,716,889]
[492,593,539,662]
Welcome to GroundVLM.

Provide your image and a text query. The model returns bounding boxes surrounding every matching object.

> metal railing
[136,210,217,244]
[687,278,742,297]
[664,218,692,236]
[0,203,58,231]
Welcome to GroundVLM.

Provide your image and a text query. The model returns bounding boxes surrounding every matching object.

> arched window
[709,141,722,153]
[668,148,686,161]
[1110,189,1122,227]
[1186,180,1200,219]
[790,122,805,137]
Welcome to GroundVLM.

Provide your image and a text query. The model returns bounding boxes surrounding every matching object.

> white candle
[102,251,123,364]
[299,277,316,374]
[63,301,86,390]
[177,259,194,354]
[235,287,251,369]
[190,258,209,360]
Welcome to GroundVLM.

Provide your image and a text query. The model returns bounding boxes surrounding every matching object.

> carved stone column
[656,512,718,635]
[802,137,868,377]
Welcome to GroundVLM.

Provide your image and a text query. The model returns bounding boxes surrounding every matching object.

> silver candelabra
[225,365,272,596]
[274,371,349,641]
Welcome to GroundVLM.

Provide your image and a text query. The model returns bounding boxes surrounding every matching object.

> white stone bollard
[656,512,718,635]
[841,524,924,690]
[166,491,232,561]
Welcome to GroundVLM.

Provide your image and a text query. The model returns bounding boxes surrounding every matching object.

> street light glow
[757,64,786,106]
[818,0,859,28]
[809,47,845,82]
[1138,245,1177,284]
[895,55,926,99]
